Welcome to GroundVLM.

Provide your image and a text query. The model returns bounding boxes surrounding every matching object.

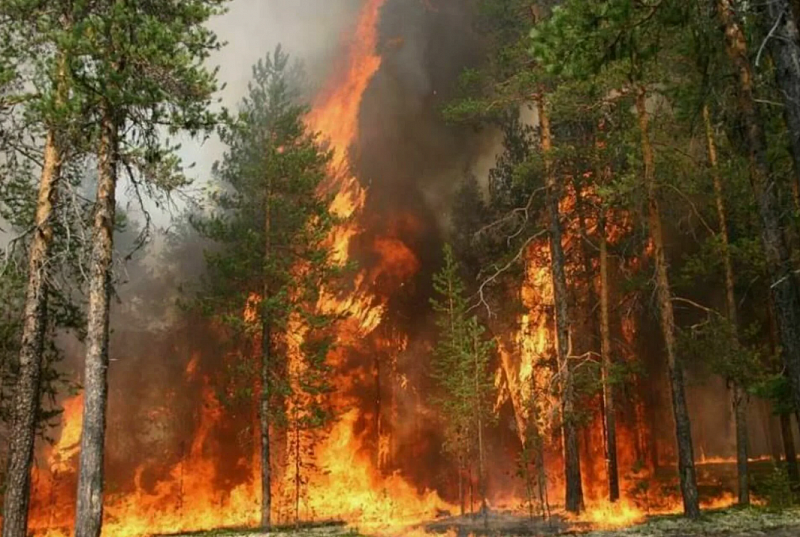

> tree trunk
[260,319,272,528]
[294,417,301,525]
[780,412,800,484]
[536,95,583,513]
[599,219,620,502]
[458,454,465,516]
[260,174,273,529]
[703,105,750,505]
[1,124,62,537]
[473,330,487,527]
[762,0,800,193]
[792,0,800,29]
[575,180,619,502]
[636,87,700,518]
[75,103,118,537]
[717,0,800,419]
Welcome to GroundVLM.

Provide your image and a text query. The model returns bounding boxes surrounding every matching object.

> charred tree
[598,216,620,503]
[703,105,750,505]
[717,0,800,419]
[536,95,584,514]
[780,412,800,484]
[636,87,700,518]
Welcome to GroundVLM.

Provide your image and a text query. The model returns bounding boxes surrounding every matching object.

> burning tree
[193,47,339,529]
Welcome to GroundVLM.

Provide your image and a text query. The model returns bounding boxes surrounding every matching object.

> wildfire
[21,1,755,536]
[47,394,84,474]
[290,410,451,534]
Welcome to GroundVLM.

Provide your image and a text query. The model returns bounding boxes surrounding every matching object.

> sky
[138,0,362,229]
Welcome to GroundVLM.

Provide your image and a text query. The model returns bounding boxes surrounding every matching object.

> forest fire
[28,1,451,535]
[11,1,799,537]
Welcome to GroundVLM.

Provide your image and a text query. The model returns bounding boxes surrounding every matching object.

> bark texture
[75,105,118,537]
[537,95,584,514]
[599,220,620,502]
[636,87,700,518]
[780,412,800,484]
[260,174,273,529]
[762,0,800,192]
[1,127,62,537]
[703,105,750,505]
[718,0,800,419]
[474,329,488,527]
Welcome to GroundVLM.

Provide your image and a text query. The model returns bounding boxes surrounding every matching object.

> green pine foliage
[192,46,338,435]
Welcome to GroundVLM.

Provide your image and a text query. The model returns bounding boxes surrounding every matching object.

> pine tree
[0,3,92,535]
[530,0,702,517]
[59,2,228,536]
[193,47,337,529]
[445,0,588,513]
[715,0,800,426]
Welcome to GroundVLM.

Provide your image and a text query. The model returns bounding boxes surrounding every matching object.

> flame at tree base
[295,410,454,534]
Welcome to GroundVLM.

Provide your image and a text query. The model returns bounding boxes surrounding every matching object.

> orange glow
[47,394,83,474]
[579,499,647,529]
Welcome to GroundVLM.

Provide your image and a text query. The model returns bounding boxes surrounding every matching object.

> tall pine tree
[193,47,338,529]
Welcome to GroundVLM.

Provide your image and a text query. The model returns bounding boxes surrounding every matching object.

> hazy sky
[137,0,361,228]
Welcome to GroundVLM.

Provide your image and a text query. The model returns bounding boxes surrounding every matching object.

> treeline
[436,0,800,519]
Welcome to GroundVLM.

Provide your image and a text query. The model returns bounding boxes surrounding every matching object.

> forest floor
[423,507,800,537]
[164,507,800,537]
[573,507,800,537]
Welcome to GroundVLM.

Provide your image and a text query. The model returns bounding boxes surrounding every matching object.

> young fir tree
[430,244,495,521]
[193,47,337,529]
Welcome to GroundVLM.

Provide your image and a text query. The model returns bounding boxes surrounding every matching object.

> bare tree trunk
[260,319,272,528]
[599,219,620,502]
[260,174,273,530]
[2,124,62,537]
[294,418,301,526]
[761,0,800,193]
[717,0,800,419]
[458,454,465,517]
[536,437,549,520]
[792,0,800,29]
[536,95,583,513]
[636,87,700,519]
[780,412,800,484]
[473,330,487,527]
[469,465,474,516]
[75,103,118,537]
[703,105,750,504]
